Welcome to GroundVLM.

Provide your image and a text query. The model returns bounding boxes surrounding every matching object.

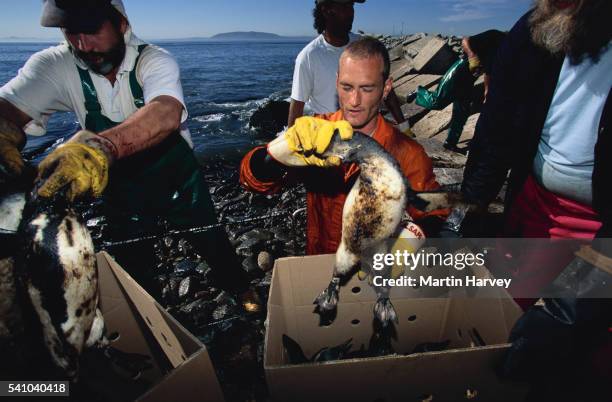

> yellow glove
[268,116,353,168]
[0,118,26,179]
[37,130,116,201]
[468,56,482,73]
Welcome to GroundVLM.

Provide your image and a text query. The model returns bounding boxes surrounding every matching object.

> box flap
[99,251,188,368]
[97,252,164,382]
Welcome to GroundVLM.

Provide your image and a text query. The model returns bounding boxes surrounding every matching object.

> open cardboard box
[264,254,528,402]
[96,251,225,402]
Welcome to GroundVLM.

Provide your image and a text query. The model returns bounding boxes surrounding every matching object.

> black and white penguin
[20,196,106,379]
[1,169,106,380]
[313,132,408,326]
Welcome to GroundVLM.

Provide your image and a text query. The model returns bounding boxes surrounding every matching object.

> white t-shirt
[533,44,612,204]
[290,33,360,114]
[0,27,192,146]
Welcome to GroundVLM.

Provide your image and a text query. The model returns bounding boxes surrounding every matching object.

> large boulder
[389,43,404,62]
[411,103,453,139]
[458,113,480,145]
[393,73,418,89]
[415,137,467,168]
[249,100,290,137]
[411,37,457,75]
[400,102,429,126]
[390,59,413,82]
[403,35,431,59]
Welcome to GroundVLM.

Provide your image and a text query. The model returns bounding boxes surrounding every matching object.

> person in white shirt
[0,0,260,312]
[288,0,409,133]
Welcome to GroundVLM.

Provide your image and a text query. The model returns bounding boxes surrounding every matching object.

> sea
[0,40,309,164]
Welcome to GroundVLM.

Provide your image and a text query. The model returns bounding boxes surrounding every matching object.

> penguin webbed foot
[313,276,341,313]
[373,297,398,327]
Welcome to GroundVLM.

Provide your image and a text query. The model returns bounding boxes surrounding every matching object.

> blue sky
[0,0,533,40]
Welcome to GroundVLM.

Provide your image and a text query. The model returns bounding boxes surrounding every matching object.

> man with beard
[241,37,446,256]
[288,0,409,134]
[0,0,261,312]
[460,0,611,399]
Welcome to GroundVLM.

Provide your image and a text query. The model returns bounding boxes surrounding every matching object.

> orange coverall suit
[240,110,444,255]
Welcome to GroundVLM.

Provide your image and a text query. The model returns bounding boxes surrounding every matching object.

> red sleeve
[399,140,450,221]
[239,146,285,195]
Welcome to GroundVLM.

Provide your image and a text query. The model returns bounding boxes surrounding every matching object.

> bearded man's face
[530,0,611,63]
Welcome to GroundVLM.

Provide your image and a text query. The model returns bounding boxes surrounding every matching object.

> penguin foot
[313,277,340,312]
[373,297,398,327]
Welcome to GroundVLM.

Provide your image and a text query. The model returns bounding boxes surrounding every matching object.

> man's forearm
[100,95,182,159]
[384,90,406,124]
[287,99,305,128]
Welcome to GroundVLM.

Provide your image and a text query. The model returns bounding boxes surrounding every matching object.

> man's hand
[0,117,26,181]
[37,130,116,201]
[267,116,353,168]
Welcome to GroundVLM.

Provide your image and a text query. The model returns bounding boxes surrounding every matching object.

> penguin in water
[0,170,107,380]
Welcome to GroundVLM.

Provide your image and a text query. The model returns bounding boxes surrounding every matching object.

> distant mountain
[0,36,61,42]
[206,31,312,42]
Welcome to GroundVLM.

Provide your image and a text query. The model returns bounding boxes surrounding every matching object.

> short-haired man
[0,0,259,311]
[241,37,444,255]
[288,0,409,134]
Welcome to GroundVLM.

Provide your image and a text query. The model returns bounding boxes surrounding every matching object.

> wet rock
[161,276,182,306]
[179,299,215,327]
[236,244,255,258]
[177,238,193,257]
[178,276,200,299]
[248,100,290,137]
[212,305,233,321]
[214,290,238,307]
[237,228,273,244]
[195,261,211,276]
[173,259,199,275]
[257,251,273,272]
[163,236,174,249]
[241,257,259,273]
[270,226,291,243]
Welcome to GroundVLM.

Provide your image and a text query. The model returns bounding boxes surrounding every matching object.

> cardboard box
[264,254,528,402]
[96,251,225,402]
